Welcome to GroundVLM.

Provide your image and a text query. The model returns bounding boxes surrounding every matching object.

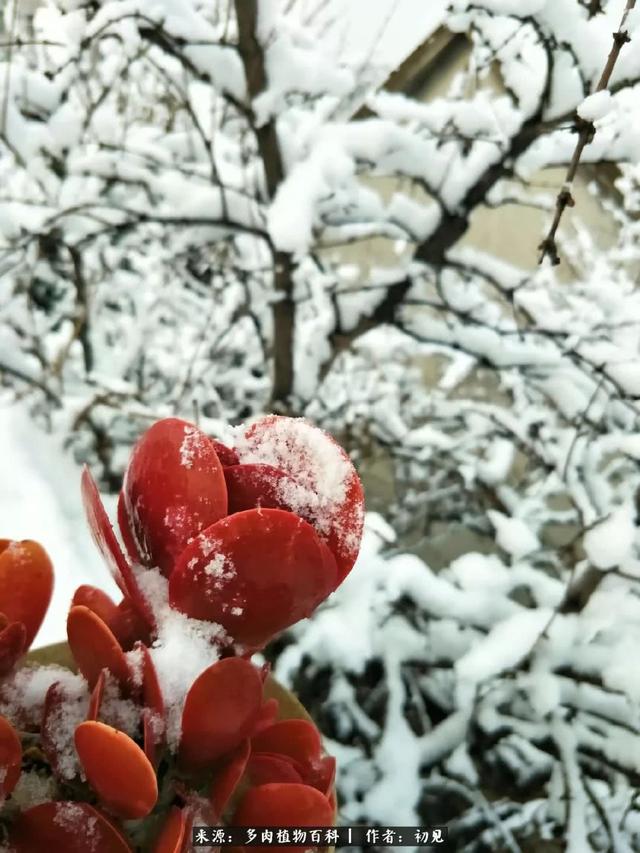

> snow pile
[39,674,89,781]
[487,510,539,560]
[135,567,225,749]
[0,665,74,729]
[583,504,636,570]
[577,90,613,122]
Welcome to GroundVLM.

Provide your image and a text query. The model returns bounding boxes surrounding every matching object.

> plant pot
[24,643,334,852]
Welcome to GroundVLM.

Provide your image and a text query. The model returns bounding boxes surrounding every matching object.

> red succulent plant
[79,414,364,652]
[0,415,365,852]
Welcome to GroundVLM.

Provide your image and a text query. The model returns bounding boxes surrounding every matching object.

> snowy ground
[0,399,119,648]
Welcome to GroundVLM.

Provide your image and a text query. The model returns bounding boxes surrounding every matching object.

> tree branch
[538,0,636,265]
[320,277,412,382]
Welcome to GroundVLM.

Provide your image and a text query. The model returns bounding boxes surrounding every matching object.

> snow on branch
[539,0,637,265]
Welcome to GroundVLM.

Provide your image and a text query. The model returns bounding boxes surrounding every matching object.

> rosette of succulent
[0,416,365,852]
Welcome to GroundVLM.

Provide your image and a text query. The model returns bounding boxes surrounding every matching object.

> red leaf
[306,755,337,796]
[109,597,153,651]
[8,801,133,852]
[87,670,106,721]
[0,540,53,649]
[136,642,165,761]
[250,720,322,767]
[169,509,337,648]
[232,783,334,853]
[251,698,279,737]
[209,737,250,819]
[0,621,27,677]
[237,415,365,583]
[120,418,227,576]
[224,464,303,516]
[247,752,303,786]
[151,805,189,853]
[72,586,119,627]
[211,439,240,468]
[136,641,164,719]
[0,715,21,797]
[67,606,131,693]
[75,721,158,819]
[179,658,262,773]
[81,467,155,629]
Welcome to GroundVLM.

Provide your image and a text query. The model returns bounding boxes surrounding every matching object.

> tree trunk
[234,0,296,410]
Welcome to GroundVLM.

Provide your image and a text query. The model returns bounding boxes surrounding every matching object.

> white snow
[487,510,540,560]
[134,567,226,750]
[179,423,206,469]
[235,416,356,543]
[577,90,613,122]
[0,402,120,648]
[40,672,90,780]
[455,609,552,702]
[10,771,56,811]
[0,664,73,726]
[583,504,636,570]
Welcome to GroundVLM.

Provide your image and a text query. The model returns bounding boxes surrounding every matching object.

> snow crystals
[41,673,90,781]
[235,417,350,539]
[179,424,205,470]
[135,567,226,750]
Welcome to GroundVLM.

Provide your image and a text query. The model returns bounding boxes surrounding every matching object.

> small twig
[539,0,636,265]
[561,375,606,481]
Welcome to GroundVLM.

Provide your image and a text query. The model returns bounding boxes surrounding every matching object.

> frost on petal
[234,416,364,583]
[41,675,90,781]
[67,605,131,693]
[136,567,226,752]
